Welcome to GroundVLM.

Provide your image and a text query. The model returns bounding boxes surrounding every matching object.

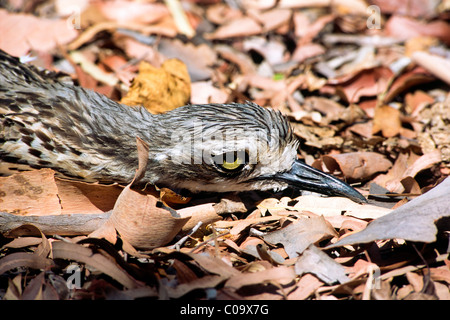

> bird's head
[147,102,366,204]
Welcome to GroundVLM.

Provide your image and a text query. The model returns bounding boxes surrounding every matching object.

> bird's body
[0,50,367,203]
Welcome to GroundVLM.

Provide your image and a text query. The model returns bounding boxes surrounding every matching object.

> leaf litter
[0,0,449,300]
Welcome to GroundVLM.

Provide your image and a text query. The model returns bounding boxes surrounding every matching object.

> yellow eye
[222,156,242,170]
[214,151,248,173]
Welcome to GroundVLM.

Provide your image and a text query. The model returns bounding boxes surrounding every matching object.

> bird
[0,49,367,204]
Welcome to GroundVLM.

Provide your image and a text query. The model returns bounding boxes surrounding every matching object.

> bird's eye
[213,151,248,173]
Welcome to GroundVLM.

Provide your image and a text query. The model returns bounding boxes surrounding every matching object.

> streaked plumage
[0,50,366,203]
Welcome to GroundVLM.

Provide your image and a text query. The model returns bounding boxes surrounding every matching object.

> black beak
[276,160,367,204]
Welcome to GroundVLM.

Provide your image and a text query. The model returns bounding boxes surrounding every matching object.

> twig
[169,221,203,250]
[164,0,195,38]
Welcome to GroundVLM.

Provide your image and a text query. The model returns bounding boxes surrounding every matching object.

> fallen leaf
[370,0,439,18]
[165,274,226,299]
[327,177,450,247]
[51,241,140,289]
[326,67,394,103]
[159,39,217,81]
[252,8,292,32]
[288,273,323,300]
[263,215,338,258]
[190,81,229,104]
[95,1,169,24]
[384,67,435,103]
[293,195,392,220]
[97,138,191,249]
[295,244,349,285]
[385,15,450,45]
[177,203,222,233]
[205,16,263,39]
[372,105,402,137]
[0,251,53,276]
[185,252,240,278]
[21,271,45,300]
[291,43,326,63]
[55,179,122,214]
[317,152,393,180]
[412,51,450,86]
[120,59,191,113]
[224,265,296,290]
[0,169,61,216]
[0,9,78,56]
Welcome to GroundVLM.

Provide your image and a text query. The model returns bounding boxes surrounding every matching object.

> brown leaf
[0,169,61,216]
[412,51,450,86]
[288,273,323,300]
[0,9,78,56]
[159,39,217,82]
[185,252,239,278]
[224,265,295,290]
[295,244,349,284]
[263,215,338,258]
[55,179,122,215]
[205,17,263,39]
[384,67,435,103]
[107,185,190,249]
[318,152,393,180]
[95,1,169,25]
[191,81,229,104]
[0,252,53,276]
[51,241,141,289]
[293,195,391,220]
[252,8,292,32]
[120,59,191,114]
[327,67,394,103]
[21,271,45,300]
[370,0,439,18]
[385,15,450,45]
[165,275,226,299]
[372,105,402,137]
[291,43,325,63]
[327,177,450,247]
[177,203,222,233]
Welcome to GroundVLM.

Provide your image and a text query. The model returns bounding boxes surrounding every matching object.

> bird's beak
[276,160,367,204]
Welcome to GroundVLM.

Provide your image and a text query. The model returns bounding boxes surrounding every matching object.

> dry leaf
[95,1,169,25]
[385,15,450,45]
[327,67,394,103]
[293,195,392,220]
[205,17,263,39]
[191,81,229,104]
[51,241,141,289]
[412,51,450,86]
[0,169,61,216]
[108,186,190,249]
[120,59,191,114]
[159,39,217,82]
[295,244,349,284]
[317,152,393,180]
[328,177,450,247]
[0,251,53,276]
[225,265,295,290]
[0,9,78,56]
[263,215,338,258]
[372,105,402,137]
[253,8,292,32]
[55,179,122,214]
[288,273,323,300]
